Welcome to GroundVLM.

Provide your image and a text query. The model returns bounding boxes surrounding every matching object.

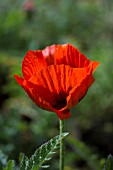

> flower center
[52,92,68,110]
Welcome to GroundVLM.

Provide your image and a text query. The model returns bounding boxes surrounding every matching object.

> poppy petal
[22,50,47,80]
[54,44,91,68]
[14,44,100,120]
[14,74,34,100]
[91,61,100,72]
[42,44,57,65]
[53,109,71,120]
[28,65,67,106]
[14,74,24,86]
[65,66,94,110]
[27,65,93,120]
[14,74,52,111]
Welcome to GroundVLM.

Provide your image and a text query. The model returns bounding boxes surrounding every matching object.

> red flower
[14,44,99,120]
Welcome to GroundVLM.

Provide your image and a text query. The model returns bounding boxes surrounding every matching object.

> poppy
[14,44,99,120]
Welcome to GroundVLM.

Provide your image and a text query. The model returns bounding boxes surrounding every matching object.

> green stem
[59,119,64,170]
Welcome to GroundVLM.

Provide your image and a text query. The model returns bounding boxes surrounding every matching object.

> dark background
[0,0,113,169]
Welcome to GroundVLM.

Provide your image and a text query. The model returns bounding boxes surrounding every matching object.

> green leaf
[103,155,113,170]
[20,132,68,170]
[20,153,29,170]
[67,136,104,170]
[3,160,15,170]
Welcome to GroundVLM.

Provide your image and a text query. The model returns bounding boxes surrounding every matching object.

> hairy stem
[59,119,64,170]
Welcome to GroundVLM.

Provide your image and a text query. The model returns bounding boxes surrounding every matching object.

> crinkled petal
[42,44,100,71]
[91,61,100,72]
[65,66,95,110]
[54,44,94,68]
[53,109,71,120]
[14,74,52,111]
[22,50,47,80]
[42,44,57,65]
[14,74,71,120]
[27,65,94,119]
[14,44,100,120]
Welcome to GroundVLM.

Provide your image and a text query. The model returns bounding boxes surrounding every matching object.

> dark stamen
[52,92,68,110]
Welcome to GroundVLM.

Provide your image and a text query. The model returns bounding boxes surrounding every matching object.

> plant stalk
[59,119,64,170]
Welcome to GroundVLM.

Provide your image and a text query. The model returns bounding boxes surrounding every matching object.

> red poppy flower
[14,44,99,120]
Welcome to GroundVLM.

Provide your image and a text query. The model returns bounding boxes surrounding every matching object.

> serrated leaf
[20,154,29,170]
[41,165,50,168]
[3,160,15,170]
[103,155,113,170]
[20,132,68,170]
[45,158,51,161]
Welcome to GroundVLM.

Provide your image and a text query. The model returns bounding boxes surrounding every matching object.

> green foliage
[1,0,113,51]
[20,132,68,170]
[2,151,113,170]
[0,150,8,168]
[67,136,105,170]
[3,160,15,170]
[1,0,113,169]
[1,133,68,170]
[103,155,113,170]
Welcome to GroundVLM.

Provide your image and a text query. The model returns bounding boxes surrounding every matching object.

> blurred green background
[0,0,113,169]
